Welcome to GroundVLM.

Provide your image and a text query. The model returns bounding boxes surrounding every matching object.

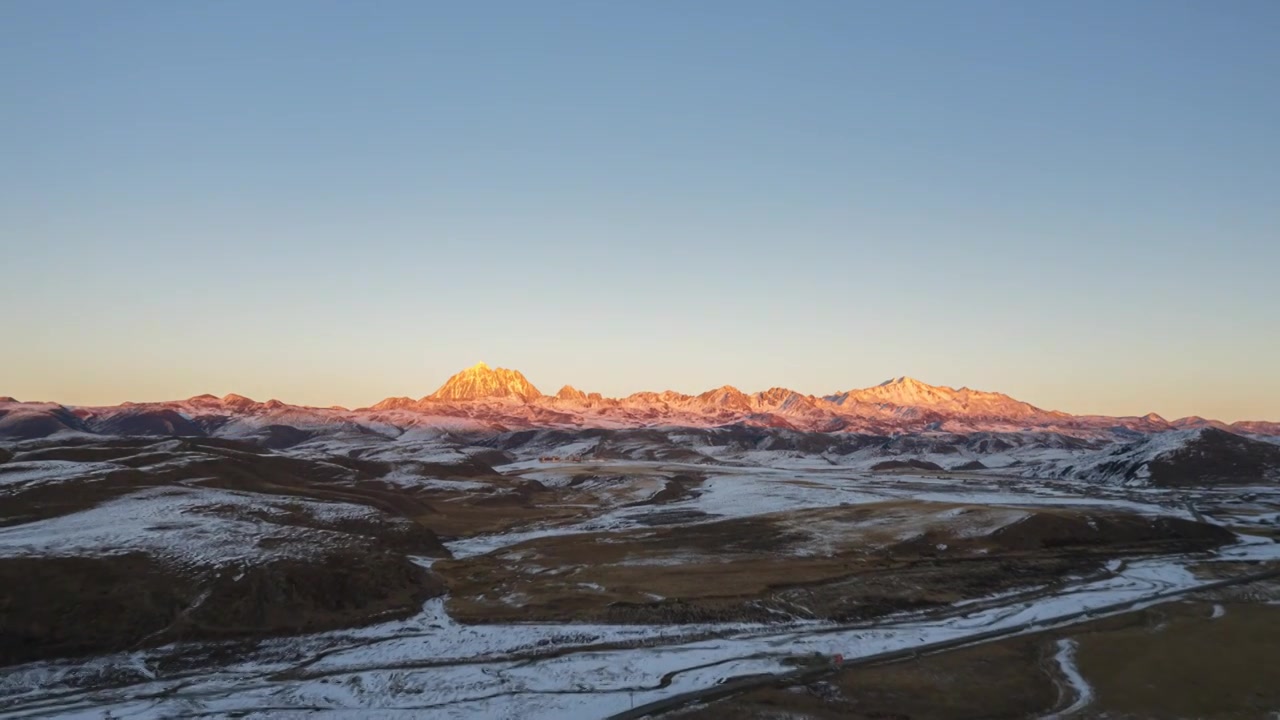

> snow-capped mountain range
[1,361,1277,441]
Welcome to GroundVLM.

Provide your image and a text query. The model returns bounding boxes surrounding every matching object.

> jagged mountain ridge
[2,363,1278,441]
[825,376,1058,421]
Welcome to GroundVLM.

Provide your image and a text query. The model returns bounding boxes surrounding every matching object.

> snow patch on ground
[0,460,120,488]
[0,485,382,569]
[1052,638,1094,716]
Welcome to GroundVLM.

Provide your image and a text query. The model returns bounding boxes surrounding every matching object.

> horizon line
[2,364,1269,425]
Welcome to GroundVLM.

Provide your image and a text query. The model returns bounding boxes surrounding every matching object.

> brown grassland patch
[435,501,1232,624]
[676,600,1280,720]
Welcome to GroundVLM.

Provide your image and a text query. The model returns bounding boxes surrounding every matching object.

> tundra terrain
[2,365,1278,718]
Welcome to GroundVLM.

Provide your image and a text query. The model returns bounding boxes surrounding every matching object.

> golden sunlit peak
[429,362,542,401]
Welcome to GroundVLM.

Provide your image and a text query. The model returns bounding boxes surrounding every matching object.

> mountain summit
[427,362,543,402]
[826,376,1048,420]
[555,385,588,401]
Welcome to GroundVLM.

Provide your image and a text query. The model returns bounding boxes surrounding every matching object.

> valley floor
[2,454,1279,719]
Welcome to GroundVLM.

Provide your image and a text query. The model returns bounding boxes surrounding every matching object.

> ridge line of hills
[2,361,1277,441]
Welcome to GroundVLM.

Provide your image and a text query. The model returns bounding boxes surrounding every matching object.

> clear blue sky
[2,0,1278,420]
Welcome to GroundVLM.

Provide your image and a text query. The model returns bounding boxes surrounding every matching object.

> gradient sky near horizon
[2,1,1278,421]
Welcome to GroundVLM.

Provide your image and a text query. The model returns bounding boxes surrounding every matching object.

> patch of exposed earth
[675,595,1280,720]
[437,500,1233,624]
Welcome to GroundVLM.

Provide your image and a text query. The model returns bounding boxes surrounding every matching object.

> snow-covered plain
[3,539,1275,720]
[2,457,1277,720]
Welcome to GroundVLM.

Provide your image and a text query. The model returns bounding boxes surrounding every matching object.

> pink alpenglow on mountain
[2,365,1278,441]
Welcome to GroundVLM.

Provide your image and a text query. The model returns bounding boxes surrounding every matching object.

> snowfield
[0,484,397,568]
